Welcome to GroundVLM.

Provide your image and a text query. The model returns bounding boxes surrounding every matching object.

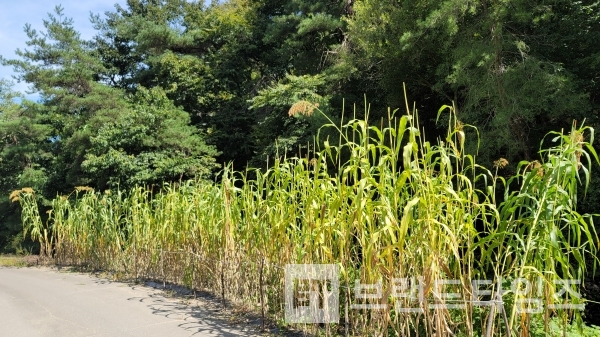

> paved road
[0,267,262,337]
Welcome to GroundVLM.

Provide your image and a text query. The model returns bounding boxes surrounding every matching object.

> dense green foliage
[2,0,600,332]
[348,0,600,164]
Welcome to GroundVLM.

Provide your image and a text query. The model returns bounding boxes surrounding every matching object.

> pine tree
[1,6,219,191]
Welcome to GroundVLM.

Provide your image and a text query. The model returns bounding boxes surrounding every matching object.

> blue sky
[0,0,127,99]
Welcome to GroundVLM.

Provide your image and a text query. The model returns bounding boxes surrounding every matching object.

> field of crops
[14,104,599,336]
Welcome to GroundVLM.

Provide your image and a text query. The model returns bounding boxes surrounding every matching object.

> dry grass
[15,99,600,336]
[0,254,40,267]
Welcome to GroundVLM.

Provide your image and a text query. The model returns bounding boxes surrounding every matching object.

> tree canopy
[1,0,599,252]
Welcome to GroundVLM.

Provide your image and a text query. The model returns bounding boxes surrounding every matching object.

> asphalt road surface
[0,267,263,337]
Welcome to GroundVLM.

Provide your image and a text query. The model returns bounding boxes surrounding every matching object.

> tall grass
[14,100,599,336]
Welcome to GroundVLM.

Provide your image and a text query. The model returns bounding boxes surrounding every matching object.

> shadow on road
[84,275,265,336]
